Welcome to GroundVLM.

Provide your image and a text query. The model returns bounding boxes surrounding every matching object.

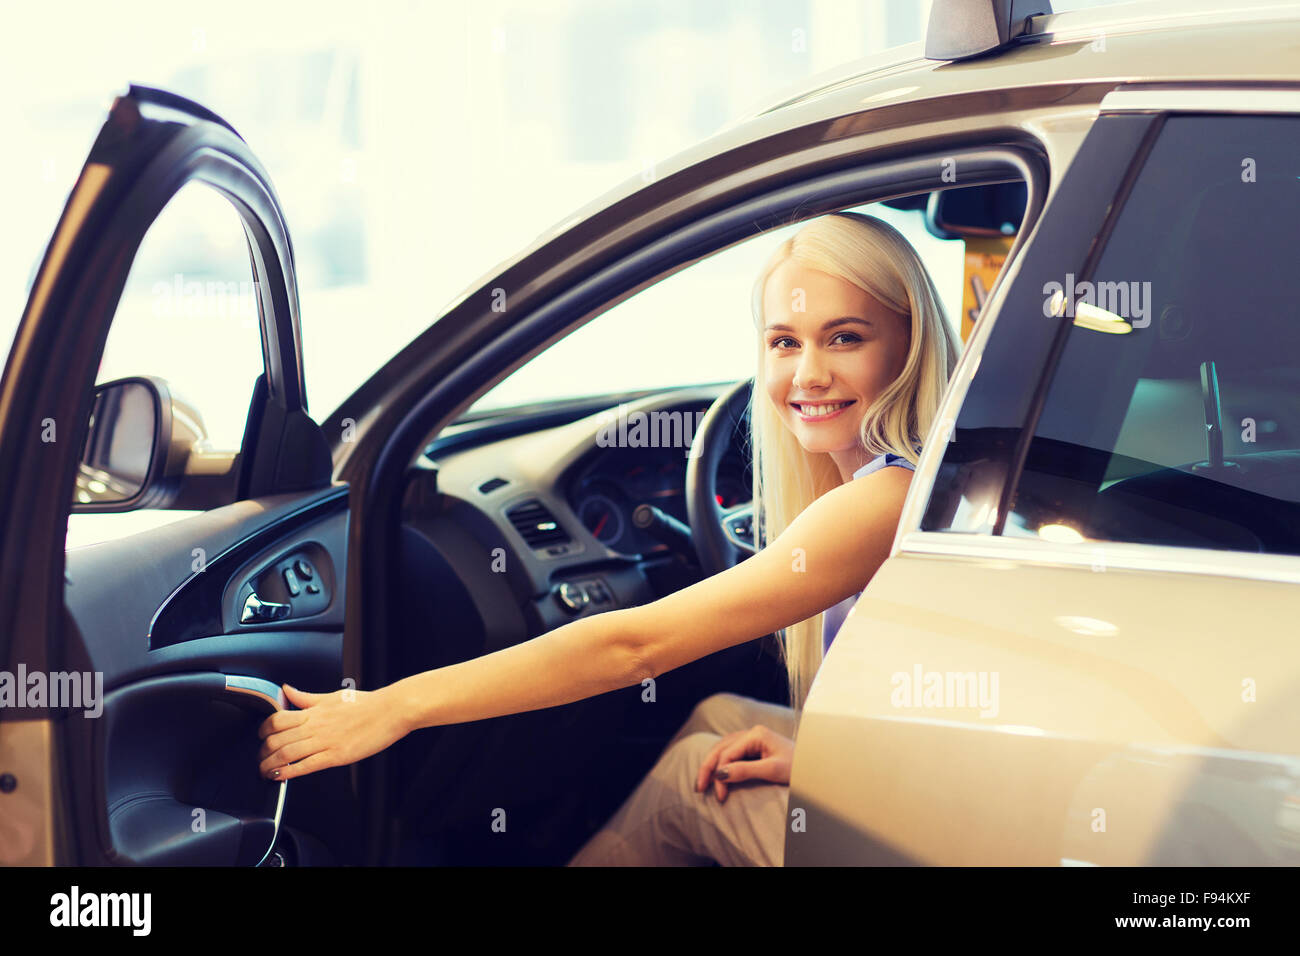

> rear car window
[1005,114,1300,556]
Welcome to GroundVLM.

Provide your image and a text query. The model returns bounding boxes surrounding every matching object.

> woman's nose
[793,348,831,391]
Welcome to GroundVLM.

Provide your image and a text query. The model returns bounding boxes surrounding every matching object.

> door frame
[338,137,1049,862]
[0,86,326,863]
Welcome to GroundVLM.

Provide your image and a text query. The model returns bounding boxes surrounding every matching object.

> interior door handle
[224,674,287,711]
[240,591,291,623]
[223,675,288,866]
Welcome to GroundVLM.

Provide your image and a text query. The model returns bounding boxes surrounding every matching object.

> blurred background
[1,0,1125,550]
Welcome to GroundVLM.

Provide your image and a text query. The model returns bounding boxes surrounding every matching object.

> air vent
[506,500,571,548]
[478,477,509,494]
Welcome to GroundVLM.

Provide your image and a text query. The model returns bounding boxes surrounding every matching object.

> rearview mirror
[74,377,199,512]
[926,181,1027,239]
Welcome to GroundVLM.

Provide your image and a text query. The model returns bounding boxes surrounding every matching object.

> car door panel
[790,553,1300,865]
[0,86,342,865]
[61,488,350,866]
[65,488,347,668]
[97,673,285,866]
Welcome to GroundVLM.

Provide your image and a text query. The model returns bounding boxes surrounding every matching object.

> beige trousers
[568,692,798,867]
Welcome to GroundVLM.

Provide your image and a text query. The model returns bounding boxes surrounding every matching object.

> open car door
[0,86,355,866]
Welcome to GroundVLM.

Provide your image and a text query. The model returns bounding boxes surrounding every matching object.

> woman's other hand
[256,683,412,781]
[695,724,795,802]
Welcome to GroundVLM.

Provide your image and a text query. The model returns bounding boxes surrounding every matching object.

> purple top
[820,452,917,656]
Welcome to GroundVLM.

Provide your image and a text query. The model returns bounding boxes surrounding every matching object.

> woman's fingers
[695,730,745,793]
[281,683,322,707]
[705,726,790,800]
[255,686,412,782]
[259,733,325,779]
[715,732,764,766]
[257,707,307,741]
[695,723,791,801]
[264,749,336,783]
[698,728,768,800]
[715,756,784,789]
[256,687,336,773]
[256,697,318,762]
[258,702,330,776]
[258,723,310,761]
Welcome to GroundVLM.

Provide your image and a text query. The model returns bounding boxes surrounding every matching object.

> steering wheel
[686,378,757,576]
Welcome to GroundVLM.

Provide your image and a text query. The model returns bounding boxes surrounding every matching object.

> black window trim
[368,138,1052,556]
[898,84,1300,584]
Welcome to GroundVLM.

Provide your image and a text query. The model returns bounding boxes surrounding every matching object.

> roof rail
[925,0,1053,61]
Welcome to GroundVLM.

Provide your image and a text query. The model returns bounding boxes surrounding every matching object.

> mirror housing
[73,376,203,513]
[926,181,1028,240]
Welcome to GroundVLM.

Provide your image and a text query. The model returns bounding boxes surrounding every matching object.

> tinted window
[918,114,1156,535]
[1005,115,1300,556]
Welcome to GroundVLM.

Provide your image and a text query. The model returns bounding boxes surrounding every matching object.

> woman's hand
[695,724,795,802]
[256,683,412,781]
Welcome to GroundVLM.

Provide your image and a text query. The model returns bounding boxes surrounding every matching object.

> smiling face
[762,259,911,481]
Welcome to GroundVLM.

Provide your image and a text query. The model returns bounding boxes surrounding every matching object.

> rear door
[789,89,1300,865]
[0,86,355,866]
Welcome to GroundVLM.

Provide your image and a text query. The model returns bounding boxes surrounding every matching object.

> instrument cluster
[569,442,751,558]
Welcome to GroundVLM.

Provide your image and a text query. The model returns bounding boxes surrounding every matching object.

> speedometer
[577,492,625,546]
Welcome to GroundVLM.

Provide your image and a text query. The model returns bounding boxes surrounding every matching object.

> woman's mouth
[790,400,855,422]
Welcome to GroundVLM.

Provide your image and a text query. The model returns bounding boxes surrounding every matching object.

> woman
[256,211,960,865]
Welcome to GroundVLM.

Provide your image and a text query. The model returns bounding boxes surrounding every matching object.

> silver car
[2,0,1297,868]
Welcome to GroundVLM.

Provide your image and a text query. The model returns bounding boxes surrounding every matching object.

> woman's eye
[769,335,863,351]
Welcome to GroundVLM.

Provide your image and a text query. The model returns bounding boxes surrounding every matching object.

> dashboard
[568,439,751,557]
[408,385,753,621]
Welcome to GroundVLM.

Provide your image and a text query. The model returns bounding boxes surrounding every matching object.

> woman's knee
[679,692,748,738]
[653,731,718,788]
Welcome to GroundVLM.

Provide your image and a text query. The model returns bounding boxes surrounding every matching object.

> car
[1,0,1297,867]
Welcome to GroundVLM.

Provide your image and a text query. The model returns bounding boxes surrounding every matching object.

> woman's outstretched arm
[256,466,911,780]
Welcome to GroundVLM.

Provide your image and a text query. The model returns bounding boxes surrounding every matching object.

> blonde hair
[748,212,960,713]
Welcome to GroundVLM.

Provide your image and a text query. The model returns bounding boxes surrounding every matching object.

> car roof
[435,0,1300,322]
[747,0,1300,119]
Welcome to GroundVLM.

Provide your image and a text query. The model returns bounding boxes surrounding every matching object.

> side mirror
[74,376,204,512]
